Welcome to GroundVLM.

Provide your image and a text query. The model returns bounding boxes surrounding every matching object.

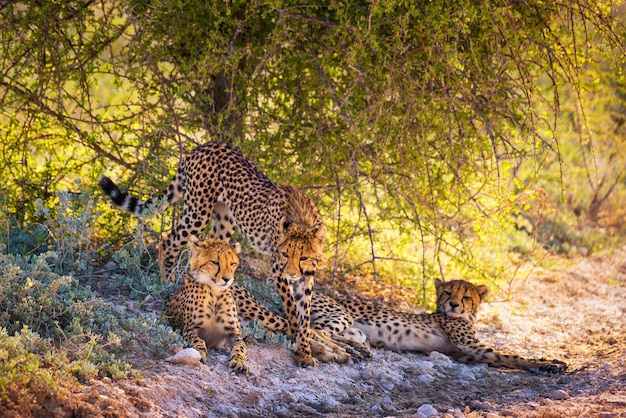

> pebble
[468,400,491,411]
[166,348,202,364]
[416,404,438,417]
[382,396,393,405]
[418,374,435,383]
[553,389,570,400]
[369,404,383,414]
[429,351,452,363]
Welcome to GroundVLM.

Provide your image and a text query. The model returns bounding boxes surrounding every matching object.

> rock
[416,404,438,417]
[166,348,202,364]
[429,351,452,363]
[468,400,491,411]
[418,374,435,383]
[553,389,571,400]
[369,404,383,414]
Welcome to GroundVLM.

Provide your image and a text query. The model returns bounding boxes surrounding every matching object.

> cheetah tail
[98,175,181,216]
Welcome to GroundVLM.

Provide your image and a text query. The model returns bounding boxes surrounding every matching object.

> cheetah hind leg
[309,294,371,361]
[310,328,371,363]
[332,328,372,360]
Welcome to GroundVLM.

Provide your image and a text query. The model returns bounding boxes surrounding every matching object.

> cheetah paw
[295,351,319,368]
[229,358,250,375]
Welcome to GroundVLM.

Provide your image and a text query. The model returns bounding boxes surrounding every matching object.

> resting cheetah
[234,279,567,372]
[165,236,249,374]
[99,141,335,367]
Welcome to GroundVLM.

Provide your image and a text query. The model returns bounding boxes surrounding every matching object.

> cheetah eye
[211,259,219,266]
[281,251,289,258]
[463,295,472,300]
[300,256,309,261]
[444,291,452,296]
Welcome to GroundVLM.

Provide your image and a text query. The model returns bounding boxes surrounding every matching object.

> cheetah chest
[185,289,238,350]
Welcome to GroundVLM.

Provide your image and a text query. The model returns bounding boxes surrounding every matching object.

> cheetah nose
[449,301,459,309]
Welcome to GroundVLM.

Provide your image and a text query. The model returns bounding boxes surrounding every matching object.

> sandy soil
[7,247,626,418]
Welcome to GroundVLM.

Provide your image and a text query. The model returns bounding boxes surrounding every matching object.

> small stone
[429,351,452,363]
[553,389,570,400]
[416,404,438,418]
[418,374,435,383]
[369,404,383,414]
[166,348,202,364]
[468,400,491,411]
[382,396,392,405]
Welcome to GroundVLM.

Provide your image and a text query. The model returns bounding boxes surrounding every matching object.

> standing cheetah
[99,141,337,366]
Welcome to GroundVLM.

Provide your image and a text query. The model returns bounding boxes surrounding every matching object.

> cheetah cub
[166,236,249,374]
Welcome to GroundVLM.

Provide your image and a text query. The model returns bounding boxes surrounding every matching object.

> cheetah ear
[313,224,326,242]
[434,278,444,290]
[232,242,241,254]
[279,217,293,235]
[476,284,489,302]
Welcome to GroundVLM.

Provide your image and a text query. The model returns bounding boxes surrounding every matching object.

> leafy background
[0,0,625,412]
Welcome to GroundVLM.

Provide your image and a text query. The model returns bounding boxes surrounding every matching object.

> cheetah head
[187,236,241,289]
[435,279,489,322]
[277,218,325,283]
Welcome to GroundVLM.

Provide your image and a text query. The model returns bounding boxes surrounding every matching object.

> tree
[1,0,624,290]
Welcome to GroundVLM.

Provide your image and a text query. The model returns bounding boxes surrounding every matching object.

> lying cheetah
[165,236,249,374]
[234,279,567,373]
[99,141,335,367]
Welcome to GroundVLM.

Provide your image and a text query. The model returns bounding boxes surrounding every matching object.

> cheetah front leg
[228,335,249,374]
[444,322,567,373]
[223,294,250,375]
[274,274,317,367]
[181,326,208,363]
[232,282,354,364]
[231,282,291,334]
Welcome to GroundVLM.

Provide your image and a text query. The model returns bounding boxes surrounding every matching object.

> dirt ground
[7,246,626,417]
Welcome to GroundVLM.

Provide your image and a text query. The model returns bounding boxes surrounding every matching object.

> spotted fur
[233,278,567,373]
[232,282,371,362]
[339,279,567,372]
[99,142,326,367]
[165,237,248,373]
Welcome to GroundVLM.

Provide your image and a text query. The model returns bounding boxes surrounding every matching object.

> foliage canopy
[1,0,625,288]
